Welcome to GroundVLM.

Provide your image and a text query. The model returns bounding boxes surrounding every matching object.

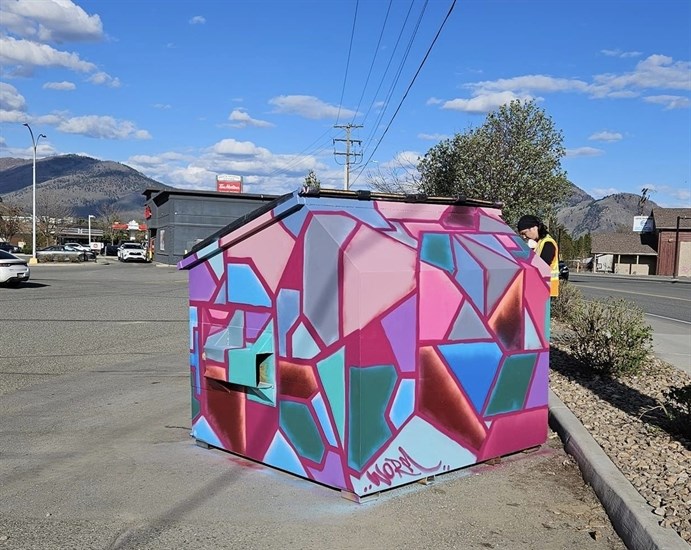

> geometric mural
[178,189,552,497]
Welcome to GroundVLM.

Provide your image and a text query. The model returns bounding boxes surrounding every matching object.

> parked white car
[118,242,147,262]
[0,250,30,286]
[64,242,92,253]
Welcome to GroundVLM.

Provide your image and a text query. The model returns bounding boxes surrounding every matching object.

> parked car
[64,244,97,261]
[64,242,92,253]
[103,244,119,256]
[37,245,93,263]
[0,250,30,286]
[559,260,569,281]
[0,242,22,254]
[118,242,147,262]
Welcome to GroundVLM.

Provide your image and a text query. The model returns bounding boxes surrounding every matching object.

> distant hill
[0,154,172,221]
[0,154,655,236]
[557,191,658,238]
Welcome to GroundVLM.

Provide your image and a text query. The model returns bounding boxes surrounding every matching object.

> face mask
[527,239,537,249]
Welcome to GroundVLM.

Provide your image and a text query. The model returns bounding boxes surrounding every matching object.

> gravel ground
[549,336,691,544]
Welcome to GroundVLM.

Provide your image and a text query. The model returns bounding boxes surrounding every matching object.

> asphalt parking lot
[0,261,625,550]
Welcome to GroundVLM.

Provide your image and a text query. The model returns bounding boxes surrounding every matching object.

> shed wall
[656,230,691,276]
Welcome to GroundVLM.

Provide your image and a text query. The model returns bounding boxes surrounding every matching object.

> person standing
[517,215,559,297]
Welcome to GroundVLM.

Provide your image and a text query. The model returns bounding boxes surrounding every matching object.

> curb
[572,273,691,285]
[548,390,689,550]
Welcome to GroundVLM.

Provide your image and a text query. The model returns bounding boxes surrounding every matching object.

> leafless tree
[96,202,123,244]
[36,191,75,247]
[0,200,27,243]
[365,156,421,194]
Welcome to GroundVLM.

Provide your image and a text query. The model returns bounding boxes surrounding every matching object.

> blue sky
[1,0,689,207]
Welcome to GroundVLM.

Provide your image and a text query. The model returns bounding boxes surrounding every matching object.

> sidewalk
[548,391,690,550]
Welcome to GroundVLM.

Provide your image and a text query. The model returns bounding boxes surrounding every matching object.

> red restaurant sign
[216,174,243,193]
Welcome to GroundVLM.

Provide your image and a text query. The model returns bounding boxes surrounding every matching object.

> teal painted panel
[347,364,397,471]
[421,233,454,273]
[485,354,536,416]
[280,401,325,464]
[317,347,346,445]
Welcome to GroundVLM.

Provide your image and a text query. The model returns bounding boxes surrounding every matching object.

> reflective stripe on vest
[537,234,559,297]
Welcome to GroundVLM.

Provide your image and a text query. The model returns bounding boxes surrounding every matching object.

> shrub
[551,280,582,322]
[558,297,652,376]
[664,384,691,438]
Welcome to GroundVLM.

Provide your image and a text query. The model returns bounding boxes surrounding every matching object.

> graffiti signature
[366,446,442,487]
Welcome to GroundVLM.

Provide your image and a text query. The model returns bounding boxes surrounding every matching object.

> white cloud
[470,75,590,94]
[153,103,172,110]
[588,131,623,142]
[600,49,643,58]
[269,95,356,120]
[565,147,604,158]
[127,136,336,192]
[43,81,76,91]
[381,150,420,169]
[212,138,269,157]
[167,165,214,188]
[228,109,273,128]
[0,36,96,73]
[0,110,27,123]
[1,0,104,42]
[442,91,531,113]
[0,82,27,111]
[87,71,121,88]
[591,55,691,96]
[426,97,443,106]
[643,95,690,110]
[34,113,64,125]
[418,133,451,141]
[672,189,691,202]
[438,54,690,114]
[189,16,206,25]
[56,115,151,140]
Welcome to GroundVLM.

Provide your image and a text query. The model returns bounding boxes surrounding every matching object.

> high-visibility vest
[537,234,559,297]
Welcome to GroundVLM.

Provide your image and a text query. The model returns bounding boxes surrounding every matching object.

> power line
[349,0,394,125]
[264,128,333,180]
[358,0,417,132]
[361,0,429,159]
[352,0,457,187]
[336,0,360,125]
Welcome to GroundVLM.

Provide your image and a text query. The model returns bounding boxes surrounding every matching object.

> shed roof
[142,187,278,203]
[178,188,503,270]
[652,208,691,230]
[591,233,657,255]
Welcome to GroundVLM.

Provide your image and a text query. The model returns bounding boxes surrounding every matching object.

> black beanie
[517,215,540,231]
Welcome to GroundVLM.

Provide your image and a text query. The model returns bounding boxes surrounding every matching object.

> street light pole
[88,215,95,258]
[23,123,46,265]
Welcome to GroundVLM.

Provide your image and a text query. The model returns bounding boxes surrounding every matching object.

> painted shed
[178,189,552,498]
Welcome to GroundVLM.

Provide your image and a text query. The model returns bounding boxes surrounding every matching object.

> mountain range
[0,155,171,222]
[0,154,656,236]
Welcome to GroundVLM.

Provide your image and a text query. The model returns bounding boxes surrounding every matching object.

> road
[569,274,691,375]
[0,262,625,550]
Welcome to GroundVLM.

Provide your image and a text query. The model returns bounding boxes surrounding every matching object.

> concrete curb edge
[548,389,690,550]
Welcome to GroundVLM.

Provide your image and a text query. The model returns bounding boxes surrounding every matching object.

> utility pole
[333,124,362,190]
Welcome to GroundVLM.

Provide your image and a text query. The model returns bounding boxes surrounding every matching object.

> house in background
[650,208,691,277]
[589,207,691,277]
[591,233,657,275]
